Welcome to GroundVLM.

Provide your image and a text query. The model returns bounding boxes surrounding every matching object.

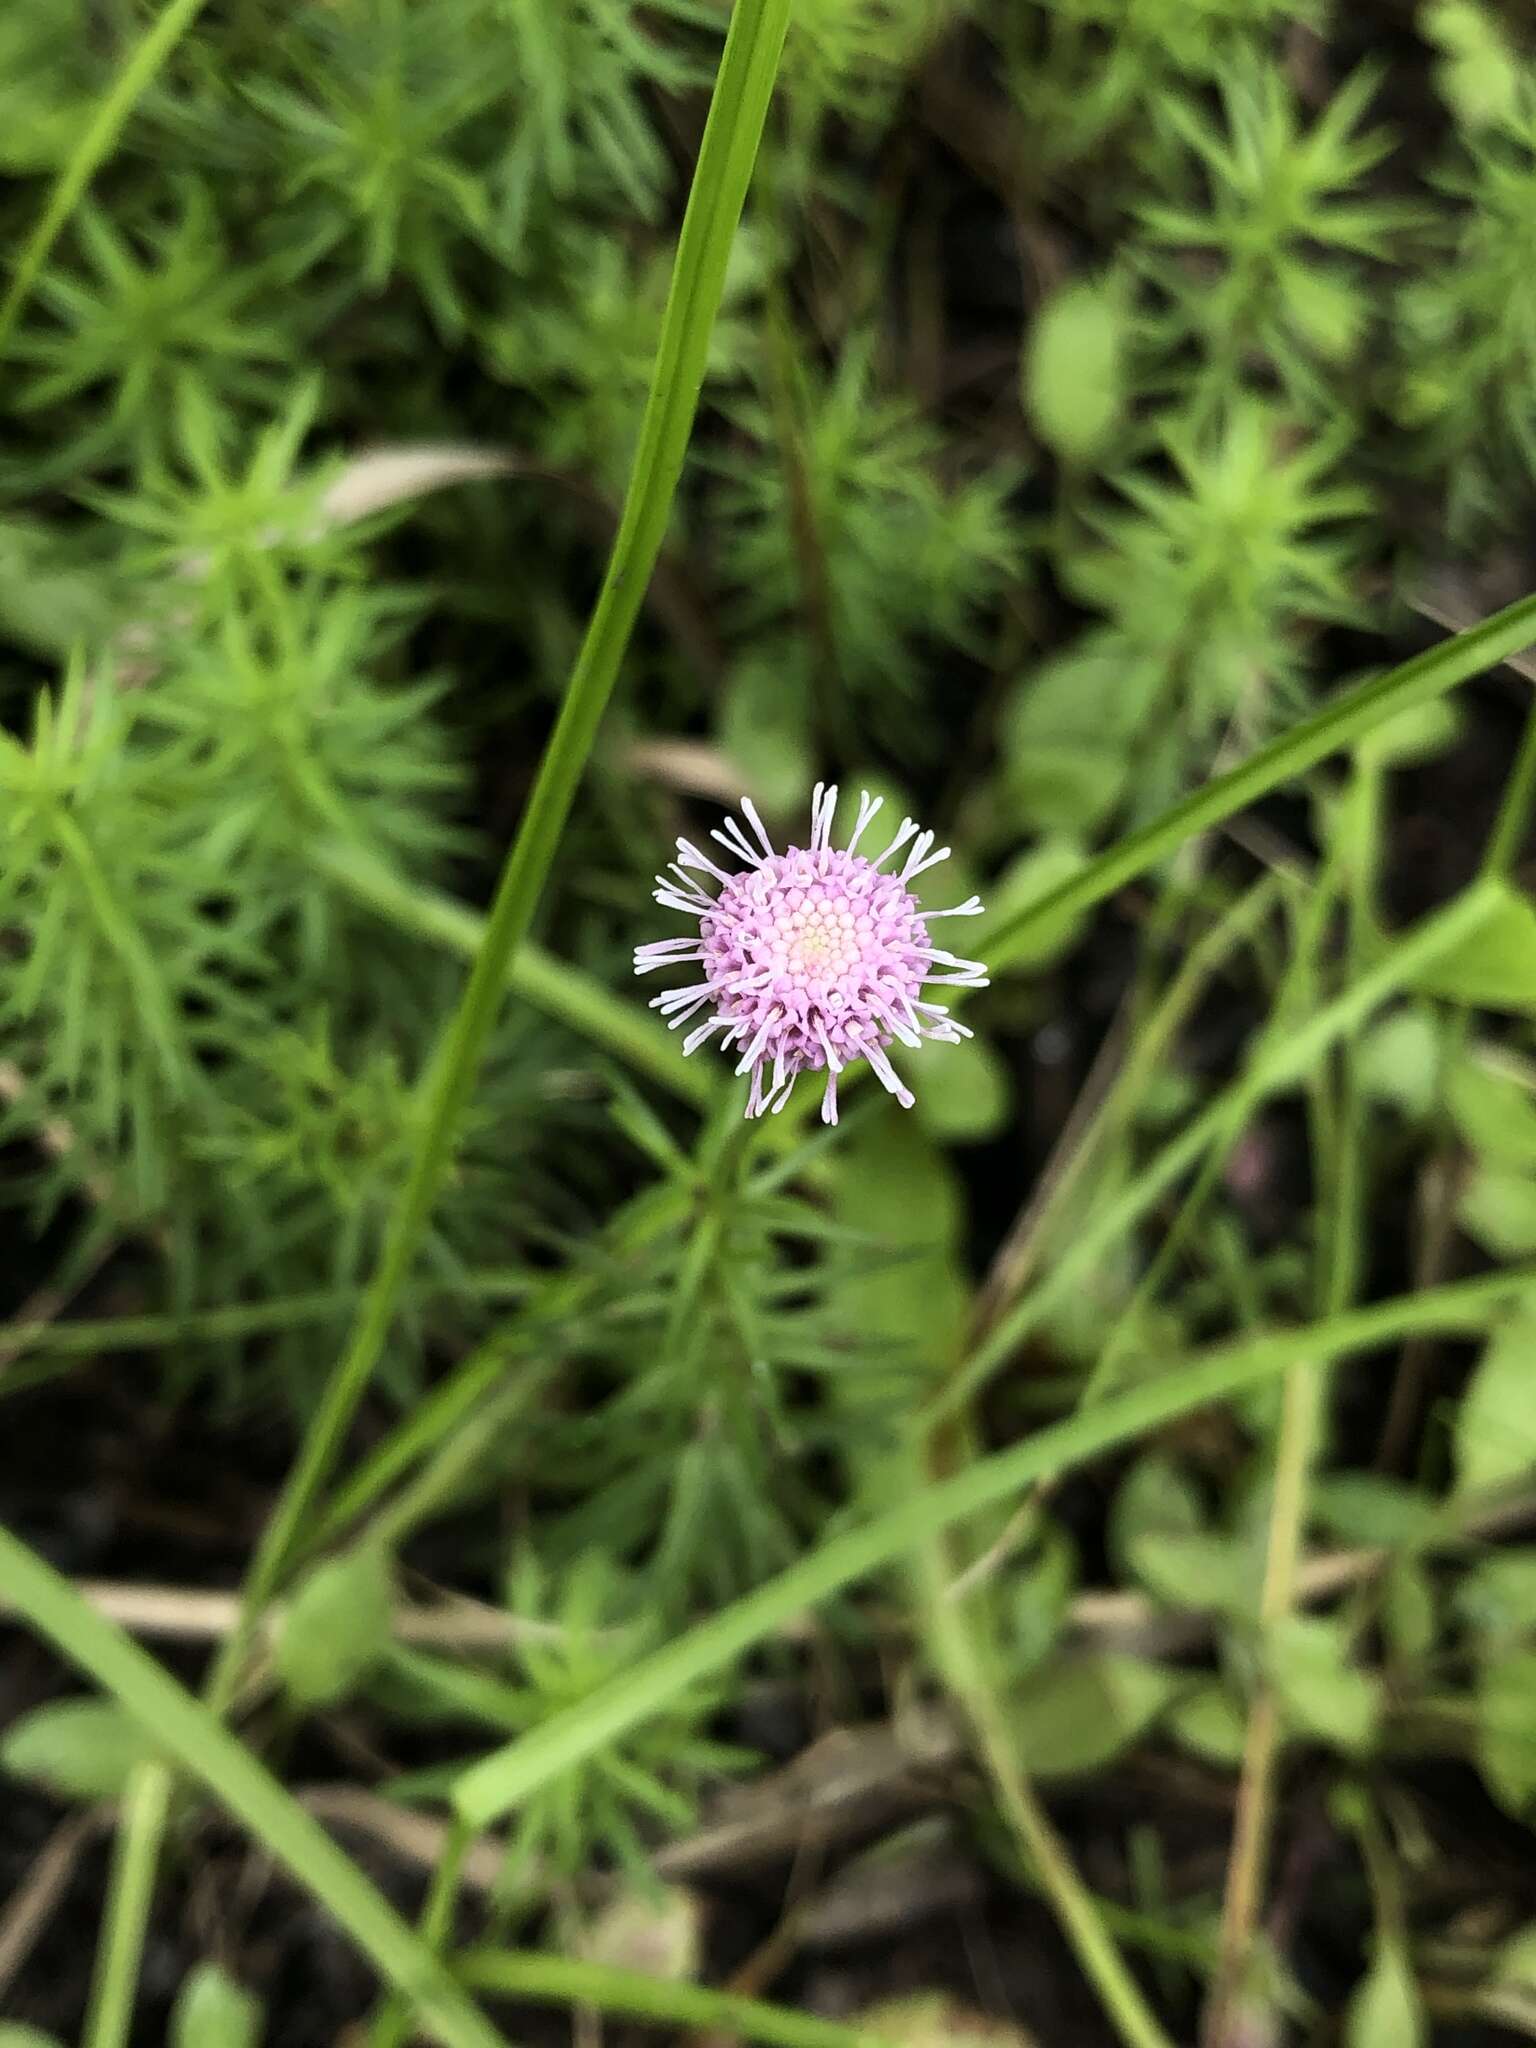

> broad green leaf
[1167,1681,1248,1768]
[1310,1474,1441,1550]
[1412,880,1536,1012]
[276,1545,393,1709]
[1457,1164,1536,1257]
[1128,1529,1255,1619]
[1477,1647,1536,1812]
[1011,1652,1184,1778]
[1108,1451,1205,1580]
[1357,1008,1440,1116]
[1346,1940,1425,2048]
[1267,1616,1380,1757]
[908,1030,1012,1145]
[1024,277,1126,465]
[828,1108,967,1356]
[1455,1305,1536,1499]
[1446,1052,1536,1167]
[171,1963,262,2048]
[1383,1560,1437,1663]
[0,2028,68,2048]
[1,1697,155,1801]
[1001,642,1153,835]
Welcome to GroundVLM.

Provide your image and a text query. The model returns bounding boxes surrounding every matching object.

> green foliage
[14,3,1536,2043]
[277,1544,394,1707]
[170,1964,263,2048]
[1000,0,1321,165]
[1020,402,1369,828]
[1026,275,1128,465]
[1397,23,1536,527]
[1137,62,1405,415]
[6,188,288,483]
[390,1552,748,1894]
[717,338,1022,749]
[243,0,708,337]
[1,1697,157,1801]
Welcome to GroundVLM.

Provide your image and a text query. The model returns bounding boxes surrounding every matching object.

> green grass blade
[988,593,1536,973]
[459,1951,893,2048]
[453,1260,1536,1828]
[211,0,791,1698]
[0,0,210,351]
[0,1525,512,2048]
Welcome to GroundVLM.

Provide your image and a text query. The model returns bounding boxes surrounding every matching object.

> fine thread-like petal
[633,787,990,1122]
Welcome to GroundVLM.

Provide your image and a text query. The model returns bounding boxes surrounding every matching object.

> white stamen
[714,815,765,868]
[844,790,883,857]
[863,1038,916,1109]
[916,895,983,919]
[662,865,715,903]
[739,796,776,860]
[653,887,710,918]
[821,1069,839,1124]
[633,940,706,974]
[735,1009,781,1076]
[654,988,714,1027]
[809,781,839,854]
[901,834,952,882]
[869,818,918,870]
[676,838,733,884]
[682,1014,731,1055]
[921,967,991,989]
[814,1022,843,1073]
[869,995,922,1049]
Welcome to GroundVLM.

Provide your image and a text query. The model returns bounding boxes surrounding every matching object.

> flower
[634,784,988,1123]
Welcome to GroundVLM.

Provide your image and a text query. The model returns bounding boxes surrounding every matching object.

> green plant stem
[1201,1360,1323,2048]
[0,0,211,351]
[458,1949,895,2048]
[310,837,713,1107]
[949,876,1501,1418]
[0,1525,512,2048]
[925,1572,1175,2048]
[81,1762,173,2048]
[986,593,1536,974]
[451,1257,1536,1829]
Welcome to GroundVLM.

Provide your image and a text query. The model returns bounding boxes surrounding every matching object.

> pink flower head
[634,784,988,1124]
